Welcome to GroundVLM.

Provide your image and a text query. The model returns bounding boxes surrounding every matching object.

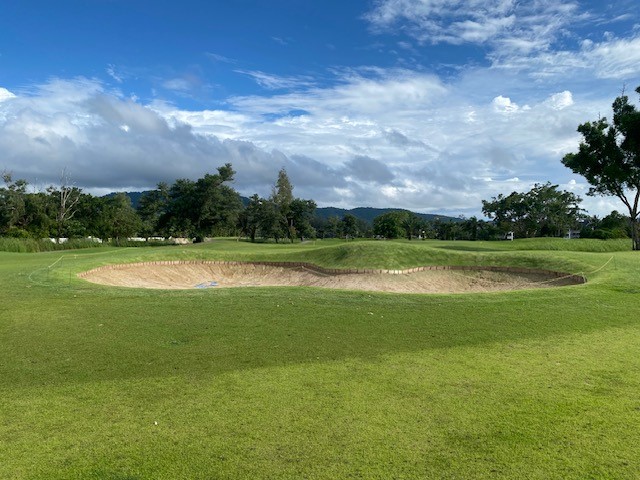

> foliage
[289,198,317,241]
[311,214,371,239]
[340,213,359,239]
[482,182,583,238]
[0,172,28,234]
[154,164,242,239]
[239,169,316,243]
[562,86,640,249]
[373,211,409,238]
[580,210,630,240]
[137,182,170,237]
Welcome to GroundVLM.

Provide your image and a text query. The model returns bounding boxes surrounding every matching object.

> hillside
[314,206,461,224]
[109,191,462,225]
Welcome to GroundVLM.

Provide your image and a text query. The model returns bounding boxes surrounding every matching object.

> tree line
[0,168,633,244]
[0,166,318,243]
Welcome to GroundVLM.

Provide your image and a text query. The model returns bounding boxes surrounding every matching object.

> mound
[78,261,585,293]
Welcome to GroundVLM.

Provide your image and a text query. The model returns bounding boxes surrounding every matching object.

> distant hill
[108,191,461,224]
[315,206,461,224]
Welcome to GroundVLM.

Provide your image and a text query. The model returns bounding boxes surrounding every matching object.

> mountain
[314,206,461,224]
[108,191,462,224]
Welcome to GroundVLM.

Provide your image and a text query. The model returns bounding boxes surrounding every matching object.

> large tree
[0,172,27,235]
[47,168,81,238]
[156,164,241,238]
[482,182,582,238]
[562,86,640,250]
[137,182,170,236]
[271,168,295,242]
[373,211,407,239]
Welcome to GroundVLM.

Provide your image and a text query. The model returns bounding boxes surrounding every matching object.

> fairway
[2,239,640,479]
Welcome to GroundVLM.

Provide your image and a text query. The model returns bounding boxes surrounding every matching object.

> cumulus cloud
[546,91,574,110]
[0,87,16,102]
[0,78,378,207]
[492,95,520,113]
[0,66,629,217]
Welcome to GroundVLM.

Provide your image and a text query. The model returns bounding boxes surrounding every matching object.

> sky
[1,0,639,218]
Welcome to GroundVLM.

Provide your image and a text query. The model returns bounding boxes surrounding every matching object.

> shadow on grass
[2,282,638,390]
[430,244,505,252]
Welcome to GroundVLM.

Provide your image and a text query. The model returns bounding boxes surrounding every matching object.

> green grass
[1,238,640,479]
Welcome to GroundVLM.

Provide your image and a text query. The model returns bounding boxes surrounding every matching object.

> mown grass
[1,238,639,479]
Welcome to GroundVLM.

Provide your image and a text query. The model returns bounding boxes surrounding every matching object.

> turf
[1,239,640,479]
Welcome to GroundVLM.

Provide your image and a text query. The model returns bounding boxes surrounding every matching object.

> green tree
[0,172,27,235]
[159,178,197,237]
[562,86,640,250]
[22,192,54,238]
[194,164,242,238]
[400,213,424,240]
[482,183,582,238]
[270,168,295,242]
[258,199,285,243]
[340,214,359,239]
[137,182,170,236]
[581,210,630,239]
[104,193,142,241]
[289,198,316,241]
[373,211,407,239]
[239,194,264,242]
[156,164,241,239]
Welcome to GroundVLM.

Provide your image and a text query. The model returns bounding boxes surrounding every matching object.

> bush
[0,237,107,253]
[591,228,628,240]
[5,227,31,239]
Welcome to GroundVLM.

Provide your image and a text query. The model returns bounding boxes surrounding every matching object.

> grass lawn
[1,238,640,479]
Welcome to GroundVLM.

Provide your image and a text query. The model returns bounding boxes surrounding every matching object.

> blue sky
[1,0,640,217]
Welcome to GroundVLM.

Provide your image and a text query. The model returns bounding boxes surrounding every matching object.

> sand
[79,262,583,293]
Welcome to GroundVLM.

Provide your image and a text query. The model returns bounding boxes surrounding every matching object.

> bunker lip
[78,260,586,293]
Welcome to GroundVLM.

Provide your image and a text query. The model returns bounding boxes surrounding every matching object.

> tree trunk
[632,219,640,251]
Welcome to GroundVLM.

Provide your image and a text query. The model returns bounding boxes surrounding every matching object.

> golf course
[2,238,639,479]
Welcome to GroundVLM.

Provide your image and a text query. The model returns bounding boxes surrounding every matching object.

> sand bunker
[79,261,584,293]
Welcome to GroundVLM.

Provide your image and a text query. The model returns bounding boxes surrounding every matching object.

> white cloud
[0,66,630,218]
[366,1,640,87]
[0,87,16,102]
[234,70,316,90]
[205,52,236,64]
[491,34,640,81]
[583,35,640,79]
[163,78,194,92]
[546,91,574,110]
[106,64,124,83]
[365,0,578,54]
[492,95,519,113]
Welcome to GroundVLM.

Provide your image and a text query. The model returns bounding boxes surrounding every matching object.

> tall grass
[0,237,106,253]
[0,237,184,252]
